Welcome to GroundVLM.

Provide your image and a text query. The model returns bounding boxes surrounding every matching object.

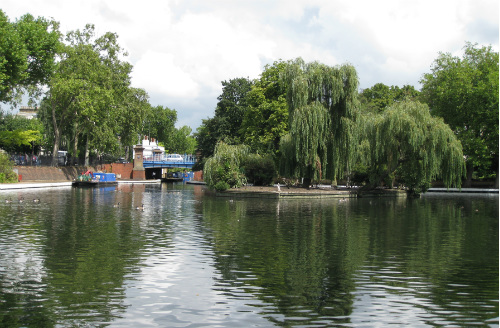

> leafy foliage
[0,113,44,153]
[240,61,289,156]
[203,142,249,191]
[279,58,359,184]
[243,153,275,186]
[114,87,150,159]
[214,77,253,139]
[0,10,60,104]
[143,105,176,148]
[363,101,465,195]
[359,83,420,113]
[0,152,18,183]
[40,24,134,165]
[170,126,197,154]
[195,78,253,160]
[420,42,499,180]
[0,130,41,152]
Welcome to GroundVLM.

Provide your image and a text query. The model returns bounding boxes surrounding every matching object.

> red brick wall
[193,170,203,181]
[100,163,134,179]
[15,165,200,182]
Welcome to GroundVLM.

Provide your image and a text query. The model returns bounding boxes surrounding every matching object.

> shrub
[213,181,230,192]
[243,154,275,186]
[0,152,18,183]
[203,142,249,191]
[349,163,369,186]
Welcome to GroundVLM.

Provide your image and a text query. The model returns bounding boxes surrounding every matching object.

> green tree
[279,58,359,187]
[242,153,275,186]
[0,113,44,154]
[170,125,197,154]
[203,141,249,191]
[0,152,17,182]
[116,87,150,161]
[0,129,41,153]
[420,42,499,185]
[0,10,26,103]
[195,78,253,162]
[240,60,288,156]
[193,116,222,170]
[143,105,177,149]
[214,77,253,141]
[359,83,420,113]
[41,24,133,166]
[363,101,465,196]
[0,10,60,104]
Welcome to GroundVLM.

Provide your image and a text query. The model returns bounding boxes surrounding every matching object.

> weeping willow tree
[279,58,359,187]
[363,100,465,195]
[204,141,250,191]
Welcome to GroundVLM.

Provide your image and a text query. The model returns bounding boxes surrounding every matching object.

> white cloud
[1,0,498,130]
[132,51,198,98]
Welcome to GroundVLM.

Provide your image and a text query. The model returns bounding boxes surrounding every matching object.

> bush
[203,142,249,191]
[243,154,275,186]
[349,164,369,186]
[213,181,230,192]
[0,152,18,183]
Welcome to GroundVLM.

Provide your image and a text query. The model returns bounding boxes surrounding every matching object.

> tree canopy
[40,24,134,165]
[203,141,249,191]
[0,10,61,104]
[362,100,465,195]
[143,105,177,149]
[359,83,420,113]
[240,60,288,156]
[195,77,253,160]
[0,113,44,153]
[420,42,499,182]
[279,58,359,185]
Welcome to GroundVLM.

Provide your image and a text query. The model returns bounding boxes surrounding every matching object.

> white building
[16,106,38,119]
[136,136,164,161]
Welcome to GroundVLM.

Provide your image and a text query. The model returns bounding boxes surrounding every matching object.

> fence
[142,154,196,162]
[8,153,122,167]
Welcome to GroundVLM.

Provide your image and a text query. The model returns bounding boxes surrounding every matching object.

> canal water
[0,183,497,327]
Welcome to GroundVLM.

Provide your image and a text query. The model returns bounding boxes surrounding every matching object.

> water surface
[0,184,497,327]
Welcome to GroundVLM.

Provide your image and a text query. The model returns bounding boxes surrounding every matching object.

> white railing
[143,154,196,162]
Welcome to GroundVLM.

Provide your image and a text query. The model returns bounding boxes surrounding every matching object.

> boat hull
[72,181,118,187]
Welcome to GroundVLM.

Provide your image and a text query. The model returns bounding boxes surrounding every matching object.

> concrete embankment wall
[14,164,204,182]
[15,166,82,181]
[15,163,134,181]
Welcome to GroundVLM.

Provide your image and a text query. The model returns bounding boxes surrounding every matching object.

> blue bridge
[143,154,196,169]
[143,160,196,169]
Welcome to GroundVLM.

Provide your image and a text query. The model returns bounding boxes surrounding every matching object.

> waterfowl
[33,198,40,203]
[18,197,24,203]
[113,202,120,208]
[5,198,12,204]
[135,204,144,210]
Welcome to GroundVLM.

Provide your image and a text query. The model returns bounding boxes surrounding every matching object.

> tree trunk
[51,131,60,167]
[463,160,474,188]
[84,134,90,166]
[72,128,79,166]
[51,102,60,167]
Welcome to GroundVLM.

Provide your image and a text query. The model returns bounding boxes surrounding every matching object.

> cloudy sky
[2,0,498,130]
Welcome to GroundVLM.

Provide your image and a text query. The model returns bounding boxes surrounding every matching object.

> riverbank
[0,179,162,190]
[1,179,498,195]
[216,185,407,199]
[216,185,498,198]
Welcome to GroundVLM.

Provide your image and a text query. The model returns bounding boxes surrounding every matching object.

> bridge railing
[143,154,196,163]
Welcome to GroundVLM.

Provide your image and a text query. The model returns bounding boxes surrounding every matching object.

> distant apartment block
[16,106,38,119]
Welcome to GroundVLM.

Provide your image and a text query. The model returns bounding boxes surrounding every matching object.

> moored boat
[72,171,118,187]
